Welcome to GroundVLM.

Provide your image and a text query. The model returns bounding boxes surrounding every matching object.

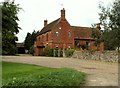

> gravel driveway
[2,55,118,86]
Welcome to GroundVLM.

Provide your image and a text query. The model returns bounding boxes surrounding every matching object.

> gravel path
[2,55,118,86]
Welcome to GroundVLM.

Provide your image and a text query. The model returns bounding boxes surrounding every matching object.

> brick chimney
[61,8,65,20]
[44,20,47,27]
[96,23,101,30]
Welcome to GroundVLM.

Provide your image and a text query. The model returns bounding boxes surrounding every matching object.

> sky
[1,0,114,42]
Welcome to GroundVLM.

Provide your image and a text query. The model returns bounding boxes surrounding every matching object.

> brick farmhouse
[34,8,104,56]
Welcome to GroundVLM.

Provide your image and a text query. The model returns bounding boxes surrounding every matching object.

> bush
[65,49,75,57]
[41,48,75,57]
[2,46,17,55]
[41,48,64,57]
[41,48,54,57]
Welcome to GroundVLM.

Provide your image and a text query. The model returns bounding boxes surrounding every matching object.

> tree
[31,30,37,45]
[102,30,116,50]
[1,2,21,55]
[24,32,32,50]
[99,0,120,52]
[91,24,103,50]
[24,30,37,51]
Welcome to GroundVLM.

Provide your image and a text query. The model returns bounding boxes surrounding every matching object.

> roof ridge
[71,26,91,28]
[37,18,60,35]
[51,18,61,30]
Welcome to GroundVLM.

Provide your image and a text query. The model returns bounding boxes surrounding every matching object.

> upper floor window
[56,32,58,37]
[39,36,40,41]
[46,33,48,41]
[42,35,44,42]
[68,31,71,37]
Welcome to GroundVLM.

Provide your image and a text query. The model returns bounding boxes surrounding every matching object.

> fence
[53,49,65,57]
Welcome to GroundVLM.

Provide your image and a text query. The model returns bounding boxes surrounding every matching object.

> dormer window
[68,31,71,37]
[56,32,58,37]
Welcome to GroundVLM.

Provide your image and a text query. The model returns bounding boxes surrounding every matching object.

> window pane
[68,31,71,37]
[56,32,58,37]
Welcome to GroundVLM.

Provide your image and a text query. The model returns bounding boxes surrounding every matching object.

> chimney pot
[44,20,47,27]
[61,8,65,20]
[96,23,101,30]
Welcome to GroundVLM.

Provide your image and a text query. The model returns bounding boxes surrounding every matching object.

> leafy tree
[24,30,37,51]
[31,30,37,45]
[99,0,120,52]
[91,24,103,50]
[24,32,32,50]
[1,2,21,55]
[102,30,116,50]
[29,45,34,55]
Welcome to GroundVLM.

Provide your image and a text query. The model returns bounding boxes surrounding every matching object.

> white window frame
[56,32,58,37]
[68,31,71,37]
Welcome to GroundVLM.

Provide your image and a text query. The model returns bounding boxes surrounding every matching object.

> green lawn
[2,61,86,86]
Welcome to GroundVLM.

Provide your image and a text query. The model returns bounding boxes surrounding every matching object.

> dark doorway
[17,47,25,54]
[16,43,25,54]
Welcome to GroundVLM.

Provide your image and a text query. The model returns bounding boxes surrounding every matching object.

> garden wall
[72,50,119,62]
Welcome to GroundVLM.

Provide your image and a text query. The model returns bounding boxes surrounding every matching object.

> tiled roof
[37,18,60,36]
[37,18,92,39]
[71,26,92,38]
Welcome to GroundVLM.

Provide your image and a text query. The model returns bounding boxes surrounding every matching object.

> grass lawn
[2,61,86,86]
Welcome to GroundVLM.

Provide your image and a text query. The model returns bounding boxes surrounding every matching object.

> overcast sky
[1,0,114,42]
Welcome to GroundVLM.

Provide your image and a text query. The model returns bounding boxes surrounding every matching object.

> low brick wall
[72,50,118,62]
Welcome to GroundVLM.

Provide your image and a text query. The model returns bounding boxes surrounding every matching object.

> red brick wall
[52,19,74,49]
[99,42,104,51]
[88,41,104,51]
[74,40,104,51]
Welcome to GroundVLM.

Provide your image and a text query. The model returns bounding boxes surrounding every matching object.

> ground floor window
[68,45,71,49]
[86,42,90,46]
[56,46,58,48]
[56,32,58,37]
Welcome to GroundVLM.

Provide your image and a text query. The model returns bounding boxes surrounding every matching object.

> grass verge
[2,61,86,86]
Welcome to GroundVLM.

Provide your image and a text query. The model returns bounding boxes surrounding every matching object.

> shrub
[65,49,75,57]
[41,48,64,57]
[41,48,54,57]
[2,46,17,55]
[41,48,75,57]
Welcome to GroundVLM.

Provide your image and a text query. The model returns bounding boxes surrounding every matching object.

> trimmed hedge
[41,48,54,57]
